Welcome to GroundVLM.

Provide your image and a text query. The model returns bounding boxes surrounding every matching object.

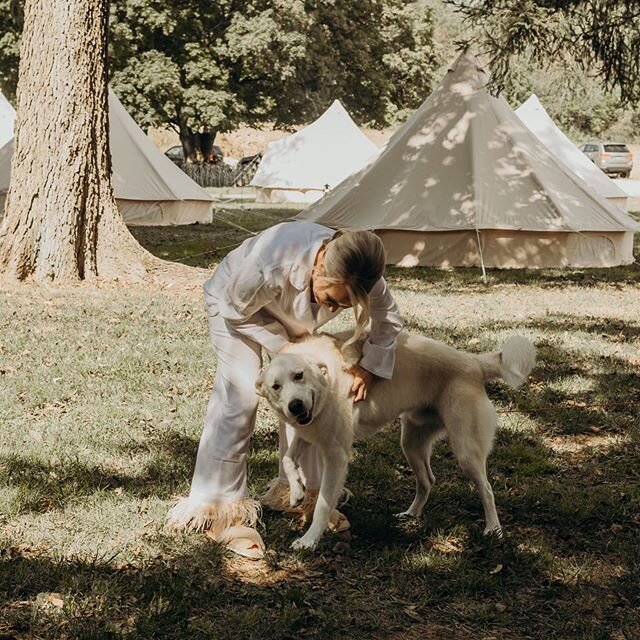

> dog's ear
[314,361,328,377]
[255,369,266,396]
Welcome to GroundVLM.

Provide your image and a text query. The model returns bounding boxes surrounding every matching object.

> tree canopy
[107,0,439,159]
[452,0,640,102]
[0,1,439,159]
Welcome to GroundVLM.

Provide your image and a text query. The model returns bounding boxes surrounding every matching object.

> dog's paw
[291,535,318,551]
[483,525,503,539]
[289,483,305,507]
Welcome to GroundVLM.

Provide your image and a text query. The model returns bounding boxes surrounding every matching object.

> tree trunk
[179,123,219,164]
[0,0,158,282]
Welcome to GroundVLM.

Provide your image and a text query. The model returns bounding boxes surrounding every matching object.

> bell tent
[0,89,15,148]
[296,49,638,269]
[515,94,628,209]
[0,89,213,225]
[250,100,380,204]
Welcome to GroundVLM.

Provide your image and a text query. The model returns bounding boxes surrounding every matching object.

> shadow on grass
[130,218,640,288]
[403,313,639,431]
[1,516,638,639]
[1,431,199,515]
[384,262,640,293]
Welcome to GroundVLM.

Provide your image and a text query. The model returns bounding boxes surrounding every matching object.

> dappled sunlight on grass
[542,432,632,458]
[1,216,639,638]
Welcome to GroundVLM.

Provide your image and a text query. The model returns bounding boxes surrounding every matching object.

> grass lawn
[1,211,639,639]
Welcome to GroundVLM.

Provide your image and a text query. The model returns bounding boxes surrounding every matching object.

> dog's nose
[288,399,305,416]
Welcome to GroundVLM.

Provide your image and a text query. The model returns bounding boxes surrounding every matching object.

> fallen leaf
[403,606,422,621]
[37,592,64,609]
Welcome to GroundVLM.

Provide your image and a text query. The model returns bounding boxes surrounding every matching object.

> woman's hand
[346,364,374,402]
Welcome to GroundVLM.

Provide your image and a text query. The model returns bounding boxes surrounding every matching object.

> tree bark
[0,0,158,282]
[179,122,219,164]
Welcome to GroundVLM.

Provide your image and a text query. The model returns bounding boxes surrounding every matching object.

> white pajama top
[203,221,403,379]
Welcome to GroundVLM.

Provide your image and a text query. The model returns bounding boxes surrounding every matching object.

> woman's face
[312,278,352,313]
[311,245,352,312]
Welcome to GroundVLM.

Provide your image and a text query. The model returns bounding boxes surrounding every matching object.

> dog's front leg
[291,444,348,551]
[282,433,305,507]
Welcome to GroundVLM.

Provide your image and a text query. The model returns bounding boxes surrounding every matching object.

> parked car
[578,141,633,178]
[164,144,224,165]
[238,153,262,168]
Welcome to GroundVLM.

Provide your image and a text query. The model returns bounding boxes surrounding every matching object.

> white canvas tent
[250,99,380,203]
[0,89,15,148]
[296,49,639,269]
[516,94,628,209]
[106,89,213,225]
[1,89,214,225]
[613,179,640,197]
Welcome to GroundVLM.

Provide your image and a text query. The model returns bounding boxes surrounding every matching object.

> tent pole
[475,228,488,284]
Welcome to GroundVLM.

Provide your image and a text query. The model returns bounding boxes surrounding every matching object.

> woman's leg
[168,308,264,556]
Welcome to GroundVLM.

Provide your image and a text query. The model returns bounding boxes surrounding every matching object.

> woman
[168,221,403,558]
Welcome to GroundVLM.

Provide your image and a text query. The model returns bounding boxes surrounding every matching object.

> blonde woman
[168,221,403,558]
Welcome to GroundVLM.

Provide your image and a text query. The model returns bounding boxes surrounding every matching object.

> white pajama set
[187,221,404,515]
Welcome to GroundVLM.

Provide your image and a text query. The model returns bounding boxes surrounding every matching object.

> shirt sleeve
[216,257,289,354]
[359,277,404,379]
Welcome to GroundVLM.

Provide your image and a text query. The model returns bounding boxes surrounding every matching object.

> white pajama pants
[188,298,322,506]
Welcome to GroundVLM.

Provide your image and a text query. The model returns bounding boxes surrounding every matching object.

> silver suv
[578,141,633,178]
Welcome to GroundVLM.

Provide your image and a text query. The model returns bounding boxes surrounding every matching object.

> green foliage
[0,1,439,155]
[0,0,22,97]
[429,1,640,142]
[453,0,640,102]
[492,54,640,142]
[108,0,440,137]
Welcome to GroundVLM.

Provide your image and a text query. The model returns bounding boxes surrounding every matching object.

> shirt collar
[288,236,330,291]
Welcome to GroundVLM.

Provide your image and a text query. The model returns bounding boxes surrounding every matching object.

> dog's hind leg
[396,408,445,519]
[442,392,502,536]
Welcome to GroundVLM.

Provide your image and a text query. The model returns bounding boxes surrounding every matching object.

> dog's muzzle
[288,398,313,425]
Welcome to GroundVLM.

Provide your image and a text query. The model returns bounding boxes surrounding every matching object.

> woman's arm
[216,258,289,354]
[358,277,404,380]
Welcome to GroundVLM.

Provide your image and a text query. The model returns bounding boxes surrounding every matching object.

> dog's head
[256,353,329,427]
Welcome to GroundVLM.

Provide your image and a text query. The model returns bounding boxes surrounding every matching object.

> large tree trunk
[0,0,159,282]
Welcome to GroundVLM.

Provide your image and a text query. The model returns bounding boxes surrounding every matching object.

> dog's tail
[478,336,536,389]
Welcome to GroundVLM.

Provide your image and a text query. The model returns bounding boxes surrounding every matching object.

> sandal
[208,525,266,560]
[328,510,351,533]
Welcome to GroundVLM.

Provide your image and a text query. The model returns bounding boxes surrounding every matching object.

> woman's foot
[168,496,265,559]
[211,525,266,560]
[328,509,351,533]
[261,481,351,532]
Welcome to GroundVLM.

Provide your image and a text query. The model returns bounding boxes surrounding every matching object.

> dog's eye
[294,371,304,381]
[272,383,281,391]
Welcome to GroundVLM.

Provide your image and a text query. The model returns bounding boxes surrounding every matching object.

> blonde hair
[317,229,386,347]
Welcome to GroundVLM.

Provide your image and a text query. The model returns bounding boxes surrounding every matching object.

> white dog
[256,330,535,550]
